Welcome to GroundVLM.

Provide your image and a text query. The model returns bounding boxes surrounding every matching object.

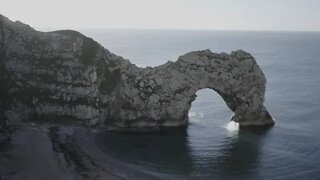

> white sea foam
[225,121,239,132]
[188,111,196,117]
[188,112,204,118]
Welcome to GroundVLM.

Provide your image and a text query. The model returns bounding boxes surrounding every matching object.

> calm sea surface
[82,30,320,179]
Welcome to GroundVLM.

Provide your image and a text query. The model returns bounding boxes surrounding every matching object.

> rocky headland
[0,14,273,133]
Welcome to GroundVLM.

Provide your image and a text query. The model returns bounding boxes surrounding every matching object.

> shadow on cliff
[95,126,273,177]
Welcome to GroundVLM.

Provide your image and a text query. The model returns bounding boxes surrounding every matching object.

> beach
[0,122,159,180]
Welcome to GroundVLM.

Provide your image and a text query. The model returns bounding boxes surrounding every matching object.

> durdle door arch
[108,50,274,130]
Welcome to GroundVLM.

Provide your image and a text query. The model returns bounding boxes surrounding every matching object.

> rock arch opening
[188,88,232,126]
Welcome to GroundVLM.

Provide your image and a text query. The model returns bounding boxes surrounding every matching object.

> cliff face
[0,15,274,131]
[0,15,120,127]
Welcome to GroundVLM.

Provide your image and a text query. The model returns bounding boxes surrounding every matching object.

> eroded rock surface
[0,14,274,131]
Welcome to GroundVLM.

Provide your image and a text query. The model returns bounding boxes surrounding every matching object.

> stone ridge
[0,14,274,131]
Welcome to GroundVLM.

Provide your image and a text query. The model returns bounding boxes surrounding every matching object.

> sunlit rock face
[0,14,274,131]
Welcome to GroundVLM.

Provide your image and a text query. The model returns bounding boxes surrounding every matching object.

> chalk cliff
[0,15,274,131]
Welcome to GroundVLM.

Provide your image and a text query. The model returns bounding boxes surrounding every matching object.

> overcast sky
[1,0,319,31]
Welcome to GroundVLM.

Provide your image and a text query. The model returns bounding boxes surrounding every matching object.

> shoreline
[0,123,160,180]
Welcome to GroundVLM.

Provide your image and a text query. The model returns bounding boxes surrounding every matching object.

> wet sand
[0,124,160,180]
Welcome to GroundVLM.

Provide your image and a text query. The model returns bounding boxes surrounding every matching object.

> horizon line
[36,26,320,33]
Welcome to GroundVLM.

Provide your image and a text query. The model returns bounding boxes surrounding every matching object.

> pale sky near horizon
[1,0,319,31]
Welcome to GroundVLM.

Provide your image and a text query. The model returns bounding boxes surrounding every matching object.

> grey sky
[1,0,319,31]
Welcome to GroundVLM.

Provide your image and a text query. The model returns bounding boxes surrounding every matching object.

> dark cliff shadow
[95,127,195,175]
[95,125,273,178]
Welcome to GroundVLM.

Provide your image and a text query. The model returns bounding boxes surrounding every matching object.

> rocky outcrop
[0,14,274,131]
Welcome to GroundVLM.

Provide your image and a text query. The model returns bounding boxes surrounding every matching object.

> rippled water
[84,30,320,179]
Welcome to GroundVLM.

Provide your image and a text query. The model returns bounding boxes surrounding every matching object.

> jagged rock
[0,14,274,131]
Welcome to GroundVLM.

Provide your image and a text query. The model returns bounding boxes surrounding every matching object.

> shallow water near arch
[88,30,320,179]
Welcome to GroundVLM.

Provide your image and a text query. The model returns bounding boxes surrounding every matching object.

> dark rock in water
[0,14,274,131]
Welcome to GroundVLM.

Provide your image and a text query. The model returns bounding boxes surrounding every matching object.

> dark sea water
[83,30,320,179]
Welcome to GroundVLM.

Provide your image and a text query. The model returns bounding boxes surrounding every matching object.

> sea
[81,29,320,179]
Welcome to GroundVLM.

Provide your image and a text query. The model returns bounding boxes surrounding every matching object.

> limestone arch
[107,50,274,129]
[168,50,274,127]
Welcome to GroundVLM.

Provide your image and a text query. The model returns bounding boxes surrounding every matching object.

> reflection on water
[212,127,272,179]
[95,125,272,179]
